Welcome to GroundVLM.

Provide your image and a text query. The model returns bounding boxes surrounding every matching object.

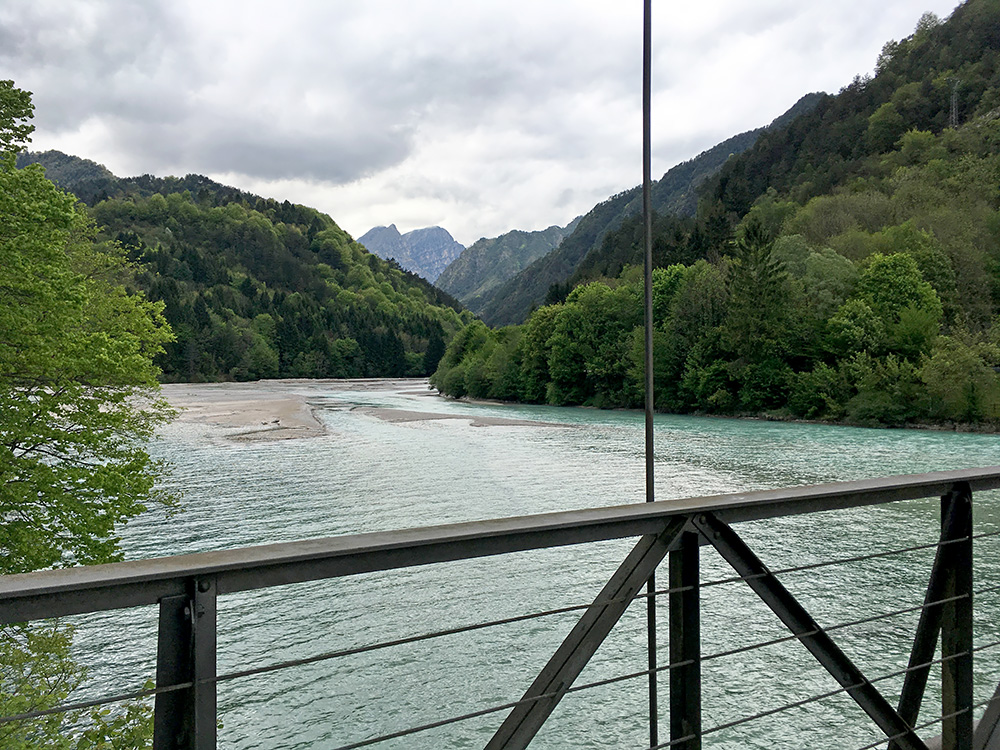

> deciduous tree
[1,80,173,749]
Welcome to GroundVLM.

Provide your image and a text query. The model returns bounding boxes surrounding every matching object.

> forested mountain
[19,151,471,381]
[433,0,1000,429]
[435,216,581,313]
[473,93,824,326]
[704,2,1000,219]
[358,224,464,282]
[16,150,259,207]
[16,149,113,185]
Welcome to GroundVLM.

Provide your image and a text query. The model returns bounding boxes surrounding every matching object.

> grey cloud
[2,0,423,183]
[2,0,641,187]
[187,126,412,184]
[1,0,205,167]
[0,0,962,245]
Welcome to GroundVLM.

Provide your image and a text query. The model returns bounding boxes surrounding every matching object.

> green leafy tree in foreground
[1,80,173,749]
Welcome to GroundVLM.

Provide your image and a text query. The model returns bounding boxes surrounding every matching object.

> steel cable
[327,639,1000,750]
[4,571,993,726]
[4,530,997,731]
[647,640,1000,749]
[212,547,991,689]
[0,680,190,725]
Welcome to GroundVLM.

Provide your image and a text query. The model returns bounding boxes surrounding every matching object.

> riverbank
[162,378,1000,439]
[448,393,1000,434]
[163,382,328,441]
[161,378,557,439]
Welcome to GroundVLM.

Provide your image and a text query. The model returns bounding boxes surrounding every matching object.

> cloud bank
[1,0,962,244]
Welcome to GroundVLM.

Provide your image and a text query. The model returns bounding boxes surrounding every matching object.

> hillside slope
[435,217,581,312]
[19,151,470,381]
[704,1,1000,218]
[472,94,823,326]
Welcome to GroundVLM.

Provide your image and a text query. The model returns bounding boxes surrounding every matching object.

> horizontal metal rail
[3,467,1000,750]
[3,466,999,624]
[3,567,995,729]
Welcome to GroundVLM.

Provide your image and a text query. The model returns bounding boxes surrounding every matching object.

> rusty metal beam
[890,487,968,750]
[152,578,217,750]
[154,594,193,749]
[941,484,974,750]
[192,577,217,750]
[669,532,701,750]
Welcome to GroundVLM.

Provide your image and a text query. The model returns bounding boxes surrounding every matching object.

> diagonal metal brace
[486,517,688,750]
[692,513,929,750]
[891,483,972,750]
[974,680,1000,750]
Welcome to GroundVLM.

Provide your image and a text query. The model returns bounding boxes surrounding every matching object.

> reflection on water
[71,379,1000,749]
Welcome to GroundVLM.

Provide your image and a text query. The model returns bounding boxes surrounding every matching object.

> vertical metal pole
[642,0,657,746]
[193,577,218,750]
[154,579,216,750]
[942,484,973,750]
[669,532,701,749]
[154,594,193,749]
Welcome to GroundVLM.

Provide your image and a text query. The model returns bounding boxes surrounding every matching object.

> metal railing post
[193,577,218,750]
[669,530,701,749]
[152,577,217,750]
[942,483,974,750]
[154,594,193,748]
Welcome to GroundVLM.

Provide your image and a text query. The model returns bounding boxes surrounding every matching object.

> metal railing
[2,466,1000,749]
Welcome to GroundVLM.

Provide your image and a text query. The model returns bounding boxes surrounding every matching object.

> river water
[71,379,1000,749]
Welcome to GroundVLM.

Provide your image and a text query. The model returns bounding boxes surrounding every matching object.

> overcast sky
[2,0,963,246]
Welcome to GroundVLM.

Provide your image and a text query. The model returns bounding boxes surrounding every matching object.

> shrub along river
[71,378,1000,749]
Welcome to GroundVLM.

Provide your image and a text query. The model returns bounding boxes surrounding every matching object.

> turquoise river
[70,378,1000,749]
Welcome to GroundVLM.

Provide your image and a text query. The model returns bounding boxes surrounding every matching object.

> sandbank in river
[162,378,552,441]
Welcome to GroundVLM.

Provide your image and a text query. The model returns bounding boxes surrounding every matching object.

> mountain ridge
[435,216,582,312]
[16,150,470,381]
[473,92,824,326]
[358,224,464,282]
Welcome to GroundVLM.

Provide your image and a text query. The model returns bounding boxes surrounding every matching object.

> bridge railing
[2,467,1000,749]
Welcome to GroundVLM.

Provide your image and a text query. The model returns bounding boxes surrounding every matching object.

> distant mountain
[17,150,470,381]
[16,150,263,207]
[358,224,464,282]
[435,216,581,313]
[16,149,114,186]
[474,93,824,327]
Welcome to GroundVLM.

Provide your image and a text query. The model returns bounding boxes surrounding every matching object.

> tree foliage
[1,80,168,749]
[433,110,1000,427]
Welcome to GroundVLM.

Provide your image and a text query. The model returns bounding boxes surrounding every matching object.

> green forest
[433,1,1000,428]
[96,194,468,381]
[18,154,472,383]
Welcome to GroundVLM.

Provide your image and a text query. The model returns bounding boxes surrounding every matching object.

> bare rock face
[358,224,464,282]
